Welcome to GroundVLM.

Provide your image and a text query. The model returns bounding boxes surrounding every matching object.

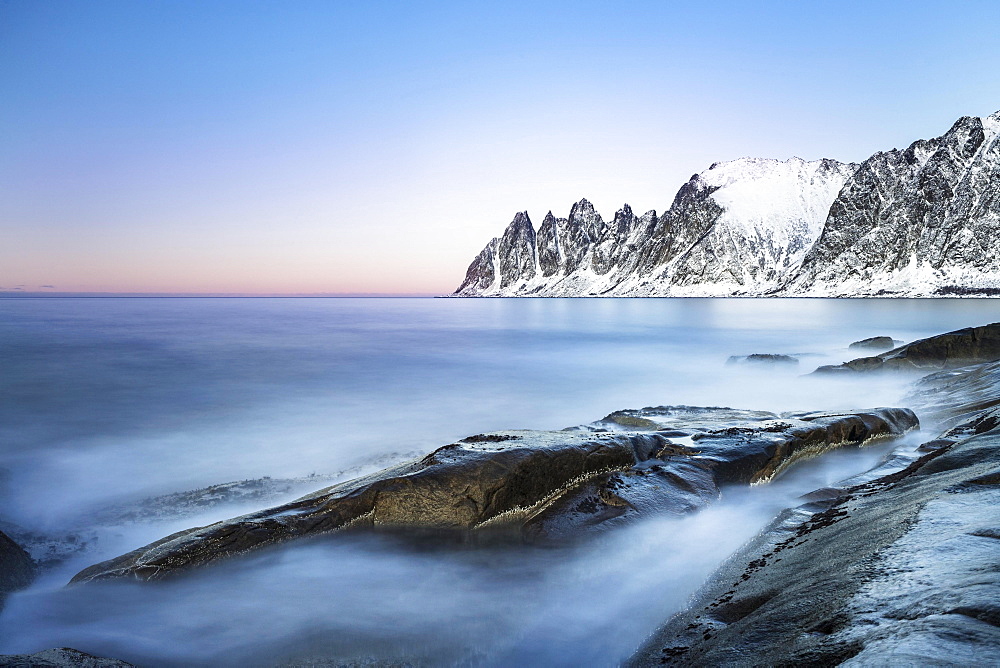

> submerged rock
[726,354,799,366]
[0,648,134,667]
[848,336,898,351]
[814,322,1000,374]
[0,529,35,610]
[71,408,916,582]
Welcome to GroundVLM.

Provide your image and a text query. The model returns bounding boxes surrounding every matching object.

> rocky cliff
[788,112,1000,296]
[455,110,1000,297]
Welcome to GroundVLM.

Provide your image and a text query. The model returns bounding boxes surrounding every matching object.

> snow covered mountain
[454,110,1000,297]
[786,111,1000,296]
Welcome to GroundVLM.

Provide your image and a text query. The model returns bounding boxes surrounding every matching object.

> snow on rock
[454,110,1000,298]
[455,158,855,296]
[786,111,1000,297]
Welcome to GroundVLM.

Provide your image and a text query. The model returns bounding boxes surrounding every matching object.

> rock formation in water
[61,321,1000,665]
[70,407,916,582]
[726,353,799,366]
[0,529,34,611]
[814,322,1000,374]
[849,336,898,351]
[455,110,1000,297]
[629,353,1000,666]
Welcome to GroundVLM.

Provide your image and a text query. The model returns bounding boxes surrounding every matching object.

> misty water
[2,297,999,666]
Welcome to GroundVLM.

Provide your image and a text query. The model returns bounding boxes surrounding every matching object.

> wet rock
[848,336,899,351]
[814,322,1000,375]
[726,354,798,366]
[72,408,916,582]
[522,460,719,541]
[628,361,1000,667]
[71,431,655,582]
[0,648,134,667]
[904,360,1000,432]
[590,405,779,433]
[0,529,35,610]
[93,451,417,526]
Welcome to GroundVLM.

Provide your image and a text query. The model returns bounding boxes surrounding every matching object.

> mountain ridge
[455,111,1000,297]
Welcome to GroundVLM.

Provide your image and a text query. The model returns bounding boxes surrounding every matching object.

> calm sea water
[1,297,998,665]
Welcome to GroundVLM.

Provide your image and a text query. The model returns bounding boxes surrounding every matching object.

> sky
[2,1,999,295]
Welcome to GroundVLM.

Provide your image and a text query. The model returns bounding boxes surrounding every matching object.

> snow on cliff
[455,110,1000,297]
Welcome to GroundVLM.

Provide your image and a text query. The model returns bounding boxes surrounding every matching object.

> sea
[1,297,998,666]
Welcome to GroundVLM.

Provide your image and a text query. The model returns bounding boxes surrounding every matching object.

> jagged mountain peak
[507,211,533,230]
[568,198,601,229]
[455,110,1000,297]
[985,108,1000,131]
[788,110,1000,296]
[614,204,634,219]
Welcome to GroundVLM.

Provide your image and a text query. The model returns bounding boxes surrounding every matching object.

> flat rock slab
[71,408,916,583]
[627,405,1000,667]
[589,405,779,432]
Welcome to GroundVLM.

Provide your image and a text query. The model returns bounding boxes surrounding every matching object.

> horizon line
[0,291,443,298]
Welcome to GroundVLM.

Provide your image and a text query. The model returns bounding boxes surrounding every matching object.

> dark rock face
[628,358,1000,667]
[726,353,798,366]
[788,112,1000,296]
[497,212,537,289]
[454,238,498,294]
[0,529,35,610]
[849,336,898,351]
[814,322,1000,374]
[71,408,915,583]
[0,648,135,667]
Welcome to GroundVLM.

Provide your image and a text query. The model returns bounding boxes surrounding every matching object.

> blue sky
[2,0,999,293]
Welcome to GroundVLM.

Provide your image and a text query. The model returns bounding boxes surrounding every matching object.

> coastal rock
[628,356,1000,667]
[71,408,916,582]
[726,354,798,366]
[628,430,1000,666]
[814,322,1000,375]
[0,648,134,667]
[0,529,35,610]
[903,360,1000,433]
[589,405,780,432]
[70,431,660,582]
[848,336,898,351]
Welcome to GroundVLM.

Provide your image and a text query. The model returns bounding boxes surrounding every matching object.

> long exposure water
[2,297,999,665]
